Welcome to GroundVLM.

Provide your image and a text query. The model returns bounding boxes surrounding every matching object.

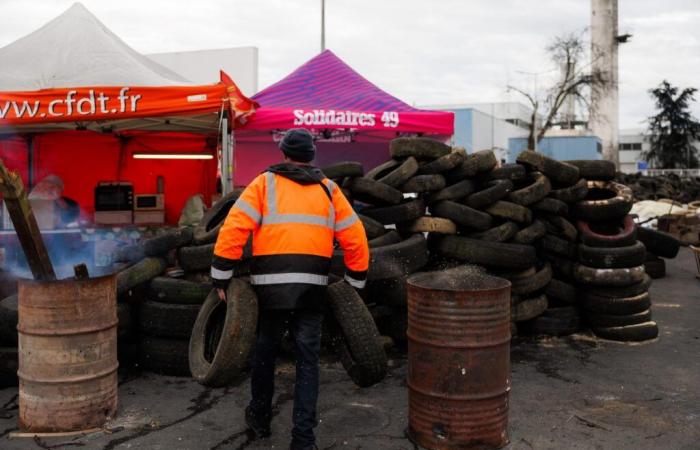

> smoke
[1,228,116,282]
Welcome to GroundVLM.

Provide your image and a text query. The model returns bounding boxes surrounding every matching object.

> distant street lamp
[321,0,326,52]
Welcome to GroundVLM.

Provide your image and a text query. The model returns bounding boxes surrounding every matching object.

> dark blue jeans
[248,308,323,448]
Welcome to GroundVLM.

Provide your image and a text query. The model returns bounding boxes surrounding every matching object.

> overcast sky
[0,0,698,130]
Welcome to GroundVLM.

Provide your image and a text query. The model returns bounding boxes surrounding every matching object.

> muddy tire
[539,234,577,259]
[147,277,211,305]
[114,245,146,264]
[321,161,364,179]
[578,216,637,248]
[141,336,191,376]
[511,263,552,296]
[549,178,588,204]
[390,137,451,160]
[347,177,403,205]
[431,201,492,230]
[483,163,527,182]
[178,244,215,272]
[465,180,513,209]
[637,227,680,258]
[403,216,457,234]
[585,274,652,298]
[143,228,194,257]
[189,280,259,387]
[139,299,200,339]
[361,198,426,225]
[365,160,401,181]
[193,189,243,245]
[512,219,547,244]
[416,151,464,175]
[401,174,446,193]
[427,180,476,204]
[516,150,580,186]
[359,214,386,239]
[0,294,18,345]
[508,172,551,206]
[446,150,498,182]
[644,258,666,279]
[325,281,388,387]
[378,157,419,188]
[574,264,646,287]
[586,309,652,328]
[543,215,578,242]
[369,234,429,280]
[545,278,577,304]
[566,160,616,181]
[469,221,519,242]
[578,242,647,269]
[581,291,651,315]
[573,181,634,222]
[367,230,403,248]
[531,198,568,216]
[592,321,659,342]
[116,257,167,295]
[485,201,532,224]
[512,294,548,322]
[435,236,536,269]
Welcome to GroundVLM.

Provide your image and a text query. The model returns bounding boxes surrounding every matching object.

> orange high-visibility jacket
[211,167,369,292]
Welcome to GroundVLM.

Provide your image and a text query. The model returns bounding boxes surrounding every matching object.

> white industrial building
[148,47,259,95]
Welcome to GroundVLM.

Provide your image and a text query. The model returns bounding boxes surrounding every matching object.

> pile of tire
[572,170,661,342]
[323,138,450,344]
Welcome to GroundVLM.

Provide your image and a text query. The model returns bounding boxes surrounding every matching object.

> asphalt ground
[1,249,699,450]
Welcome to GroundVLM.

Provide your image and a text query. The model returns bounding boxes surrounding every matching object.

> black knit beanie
[279,128,316,162]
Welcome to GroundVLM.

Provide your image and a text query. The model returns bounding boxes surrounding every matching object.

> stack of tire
[570,165,659,342]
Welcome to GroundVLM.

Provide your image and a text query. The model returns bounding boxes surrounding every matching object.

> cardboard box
[134,210,165,225]
[2,199,59,230]
[94,210,133,225]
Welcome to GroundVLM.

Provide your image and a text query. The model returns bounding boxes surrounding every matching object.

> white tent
[0,2,191,91]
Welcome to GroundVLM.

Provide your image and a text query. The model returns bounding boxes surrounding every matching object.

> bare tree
[509,31,604,150]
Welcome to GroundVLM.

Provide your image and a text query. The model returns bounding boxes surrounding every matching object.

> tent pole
[221,116,230,196]
[26,135,34,188]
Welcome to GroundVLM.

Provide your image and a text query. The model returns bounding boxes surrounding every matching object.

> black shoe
[245,406,271,438]
[289,445,318,450]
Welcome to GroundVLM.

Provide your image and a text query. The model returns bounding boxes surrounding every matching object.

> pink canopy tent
[234,50,454,185]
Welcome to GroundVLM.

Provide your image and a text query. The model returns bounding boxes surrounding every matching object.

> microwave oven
[94,182,133,212]
[134,194,164,211]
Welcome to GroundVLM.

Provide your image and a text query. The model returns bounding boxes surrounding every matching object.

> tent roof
[0,2,190,91]
[253,50,419,111]
[0,4,257,135]
[243,50,453,135]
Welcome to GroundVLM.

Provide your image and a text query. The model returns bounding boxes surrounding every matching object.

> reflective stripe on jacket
[211,168,369,293]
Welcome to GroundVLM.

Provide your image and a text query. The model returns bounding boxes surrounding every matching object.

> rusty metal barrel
[407,267,511,449]
[17,274,118,432]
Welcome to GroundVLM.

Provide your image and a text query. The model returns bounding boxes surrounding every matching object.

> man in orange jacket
[211,128,369,450]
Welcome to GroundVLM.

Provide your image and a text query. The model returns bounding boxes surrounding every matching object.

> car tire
[325,281,388,387]
[573,181,634,222]
[389,137,451,160]
[577,215,637,248]
[189,280,259,387]
[435,236,537,269]
[592,321,659,342]
[516,150,580,186]
[578,241,647,269]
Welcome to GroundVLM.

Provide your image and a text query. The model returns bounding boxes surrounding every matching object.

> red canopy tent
[0,4,255,223]
[234,50,454,185]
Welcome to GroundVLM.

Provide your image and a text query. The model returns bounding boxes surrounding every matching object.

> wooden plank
[0,159,55,280]
[8,427,103,438]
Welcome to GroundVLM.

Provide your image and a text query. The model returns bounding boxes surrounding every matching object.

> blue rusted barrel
[407,267,511,449]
